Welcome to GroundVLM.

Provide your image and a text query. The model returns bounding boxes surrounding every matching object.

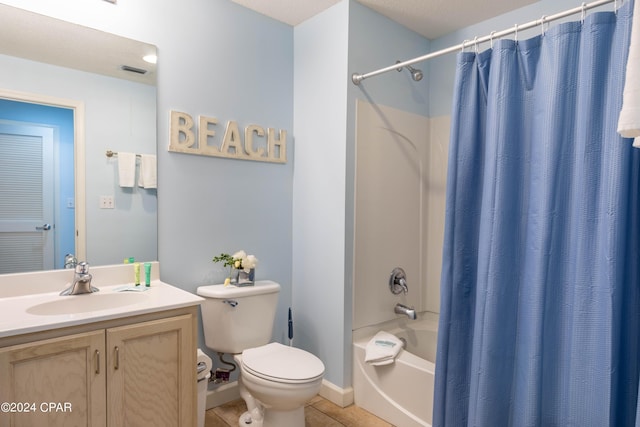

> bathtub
[353,312,438,427]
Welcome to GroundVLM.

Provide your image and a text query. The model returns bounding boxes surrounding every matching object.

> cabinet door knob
[114,346,119,370]
[95,349,100,374]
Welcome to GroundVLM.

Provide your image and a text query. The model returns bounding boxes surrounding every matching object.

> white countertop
[0,281,203,338]
[0,263,203,338]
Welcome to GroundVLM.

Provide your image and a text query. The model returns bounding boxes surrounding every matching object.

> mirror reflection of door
[0,99,74,273]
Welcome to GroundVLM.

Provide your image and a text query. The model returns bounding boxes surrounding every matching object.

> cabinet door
[106,314,195,427]
[0,330,106,427]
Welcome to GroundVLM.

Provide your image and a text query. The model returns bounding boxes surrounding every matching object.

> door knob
[35,224,51,231]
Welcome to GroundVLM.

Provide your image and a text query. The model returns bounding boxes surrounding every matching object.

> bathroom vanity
[0,262,203,427]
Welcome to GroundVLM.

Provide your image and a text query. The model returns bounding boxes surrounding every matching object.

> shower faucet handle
[389,267,409,295]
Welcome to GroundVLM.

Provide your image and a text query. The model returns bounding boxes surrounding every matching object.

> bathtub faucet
[398,278,408,293]
[394,303,417,320]
[390,267,409,295]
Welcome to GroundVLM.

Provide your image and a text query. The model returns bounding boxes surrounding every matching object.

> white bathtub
[353,313,438,427]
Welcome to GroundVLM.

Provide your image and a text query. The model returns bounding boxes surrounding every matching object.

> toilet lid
[242,342,325,384]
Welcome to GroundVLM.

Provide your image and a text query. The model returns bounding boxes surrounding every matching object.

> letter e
[199,116,219,153]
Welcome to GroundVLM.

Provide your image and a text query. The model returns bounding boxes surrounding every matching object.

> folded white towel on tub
[365,331,403,366]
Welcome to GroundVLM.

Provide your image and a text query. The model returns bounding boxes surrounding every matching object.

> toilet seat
[241,342,324,384]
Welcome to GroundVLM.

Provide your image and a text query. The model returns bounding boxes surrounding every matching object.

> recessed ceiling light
[143,54,157,64]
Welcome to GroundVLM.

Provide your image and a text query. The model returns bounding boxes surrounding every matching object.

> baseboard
[319,379,354,408]
[205,381,240,410]
[205,378,354,410]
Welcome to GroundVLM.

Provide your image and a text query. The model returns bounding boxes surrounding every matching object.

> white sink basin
[26,292,147,316]
[0,263,204,338]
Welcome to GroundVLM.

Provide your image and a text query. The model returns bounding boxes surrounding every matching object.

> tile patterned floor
[205,395,394,427]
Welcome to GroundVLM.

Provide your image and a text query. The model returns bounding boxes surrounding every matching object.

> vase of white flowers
[213,250,258,286]
[233,266,255,286]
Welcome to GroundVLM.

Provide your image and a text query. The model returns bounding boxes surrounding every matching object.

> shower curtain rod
[351,0,619,85]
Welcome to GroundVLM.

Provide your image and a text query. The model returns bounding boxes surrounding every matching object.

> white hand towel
[364,331,403,365]
[138,154,157,189]
[618,0,640,148]
[117,152,136,188]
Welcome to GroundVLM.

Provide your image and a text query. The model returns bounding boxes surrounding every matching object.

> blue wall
[150,0,295,353]
[291,0,432,388]
[0,98,74,267]
[292,0,350,388]
[348,1,430,116]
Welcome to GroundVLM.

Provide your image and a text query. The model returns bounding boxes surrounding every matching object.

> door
[0,122,55,273]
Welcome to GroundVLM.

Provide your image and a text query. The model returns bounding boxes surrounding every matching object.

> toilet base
[238,407,305,427]
[239,411,256,426]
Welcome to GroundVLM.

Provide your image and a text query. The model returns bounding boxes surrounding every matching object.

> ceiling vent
[120,65,147,75]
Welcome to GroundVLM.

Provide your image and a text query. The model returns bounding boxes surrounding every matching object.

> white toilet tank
[196,280,280,354]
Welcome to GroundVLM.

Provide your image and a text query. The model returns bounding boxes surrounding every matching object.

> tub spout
[394,303,417,320]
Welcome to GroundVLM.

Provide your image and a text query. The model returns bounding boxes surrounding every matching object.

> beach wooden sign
[169,110,287,164]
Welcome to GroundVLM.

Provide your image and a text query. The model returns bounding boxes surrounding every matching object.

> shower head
[407,65,423,81]
[396,60,423,82]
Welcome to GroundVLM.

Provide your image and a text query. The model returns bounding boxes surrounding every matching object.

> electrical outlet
[100,195,114,209]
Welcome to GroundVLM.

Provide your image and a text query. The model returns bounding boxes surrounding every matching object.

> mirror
[0,4,157,274]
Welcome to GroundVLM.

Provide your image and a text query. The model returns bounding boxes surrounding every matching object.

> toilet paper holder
[197,362,208,375]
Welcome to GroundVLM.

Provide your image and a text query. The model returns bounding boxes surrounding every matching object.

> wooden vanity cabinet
[0,308,197,427]
[107,315,193,427]
[0,330,106,427]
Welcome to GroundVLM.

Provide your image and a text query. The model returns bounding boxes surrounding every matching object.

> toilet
[196,280,325,427]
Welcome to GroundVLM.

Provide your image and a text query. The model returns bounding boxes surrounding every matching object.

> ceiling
[0,0,540,86]
[0,3,157,85]
[231,0,538,39]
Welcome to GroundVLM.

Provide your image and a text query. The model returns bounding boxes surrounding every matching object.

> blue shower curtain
[434,2,640,426]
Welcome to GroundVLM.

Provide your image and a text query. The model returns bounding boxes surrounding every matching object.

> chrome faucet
[60,262,99,296]
[397,277,409,294]
[63,253,77,269]
[389,267,409,295]
[394,303,417,320]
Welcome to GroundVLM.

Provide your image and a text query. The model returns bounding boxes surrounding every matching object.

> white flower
[214,249,258,275]
[232,250,247,260]
[229,250,258,272]
[243,254,258,271]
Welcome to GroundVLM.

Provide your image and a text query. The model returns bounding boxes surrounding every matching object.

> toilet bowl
[196,281,325,427]
[235,342,324,426]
